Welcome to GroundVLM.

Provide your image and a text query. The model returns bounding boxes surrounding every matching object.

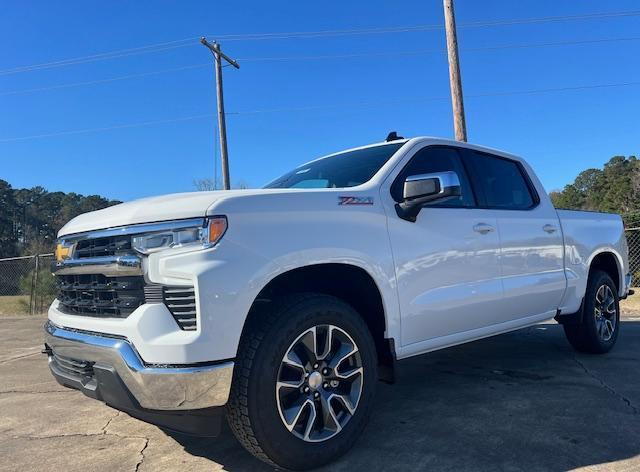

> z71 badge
[338,196,374,205]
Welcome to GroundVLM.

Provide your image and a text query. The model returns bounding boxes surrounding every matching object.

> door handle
[543,224,558,234]
[473,223,495,234]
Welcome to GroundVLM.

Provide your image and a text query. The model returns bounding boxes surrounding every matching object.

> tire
[563,270,620,354]
[226,293,378,470]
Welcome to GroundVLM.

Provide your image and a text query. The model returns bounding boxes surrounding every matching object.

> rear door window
[463,151,537,210]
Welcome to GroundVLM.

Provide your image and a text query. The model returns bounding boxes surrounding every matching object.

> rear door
[462,150,566,320]
[382,145,505,350]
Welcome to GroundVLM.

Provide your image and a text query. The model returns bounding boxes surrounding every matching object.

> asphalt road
[1,311,639,472]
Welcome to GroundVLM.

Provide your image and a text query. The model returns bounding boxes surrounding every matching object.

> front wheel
[563,270,620,354]
[226,294,378,470]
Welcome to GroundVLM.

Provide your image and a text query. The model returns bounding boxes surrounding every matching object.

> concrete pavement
[1,311,639,471]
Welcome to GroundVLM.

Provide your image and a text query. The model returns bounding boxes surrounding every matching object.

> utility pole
[443,0,467,142]
[200,37,239,190]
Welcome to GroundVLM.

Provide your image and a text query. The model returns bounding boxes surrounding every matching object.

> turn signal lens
[207,217,228,246]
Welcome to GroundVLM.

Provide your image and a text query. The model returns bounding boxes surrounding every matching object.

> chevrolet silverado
[44,136,633,469]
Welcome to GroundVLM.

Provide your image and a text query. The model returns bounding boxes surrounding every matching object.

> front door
[382,145,505,352]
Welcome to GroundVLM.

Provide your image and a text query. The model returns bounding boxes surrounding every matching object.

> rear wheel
[226,294,377,470]
[563,270,620,354]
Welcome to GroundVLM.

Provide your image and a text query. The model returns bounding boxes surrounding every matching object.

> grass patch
[621,289,640,314]
[0,295,31,316]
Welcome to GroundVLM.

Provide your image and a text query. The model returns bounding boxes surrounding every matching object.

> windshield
[264,142,405,189]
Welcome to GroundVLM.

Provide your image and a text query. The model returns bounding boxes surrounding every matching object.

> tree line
[0,179,120,258]
[549,155,639,226]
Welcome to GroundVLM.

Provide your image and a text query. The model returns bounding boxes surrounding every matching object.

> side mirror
[395,171,461,222]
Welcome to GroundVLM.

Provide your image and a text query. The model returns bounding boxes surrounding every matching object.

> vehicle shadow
[168,320,640,471]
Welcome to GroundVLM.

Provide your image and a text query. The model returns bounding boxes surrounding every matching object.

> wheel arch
[588,249,623,294]
[244,262,396,382]
[558,249,624,326]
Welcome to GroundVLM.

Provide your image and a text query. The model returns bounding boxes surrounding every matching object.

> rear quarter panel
[557,209,628,314]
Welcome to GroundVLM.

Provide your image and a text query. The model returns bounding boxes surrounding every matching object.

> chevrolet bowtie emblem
[55,243,71,262]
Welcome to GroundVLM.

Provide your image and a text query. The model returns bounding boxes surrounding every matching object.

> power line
[456,9,640,29]
[0,63,209,96]
[3,36,639,97]
[1,9,639,76]
[1,80,638,143]
[463,35,640,53]
[239,35,640,61]
[469,81,640,98]
[228,81,640,115]
[0,114,213,143]
[213,10,640,41]
[0,42,195,77]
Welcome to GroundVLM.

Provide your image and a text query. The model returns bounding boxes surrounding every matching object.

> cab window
[463,151,537,210]
[391,146,475,207]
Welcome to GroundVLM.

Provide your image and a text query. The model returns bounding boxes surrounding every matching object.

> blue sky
[1,0,639,201]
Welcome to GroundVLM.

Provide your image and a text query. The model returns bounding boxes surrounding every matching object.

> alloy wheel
[276,324,364,442]
[594,284,617,342]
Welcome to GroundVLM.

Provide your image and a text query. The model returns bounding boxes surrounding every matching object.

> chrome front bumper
[44,321,233,411]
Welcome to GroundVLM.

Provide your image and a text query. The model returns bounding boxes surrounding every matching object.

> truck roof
[315,136,525,166]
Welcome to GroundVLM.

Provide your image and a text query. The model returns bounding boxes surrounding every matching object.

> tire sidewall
[247,296,377,469]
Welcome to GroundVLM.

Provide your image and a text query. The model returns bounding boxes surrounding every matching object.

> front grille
[74,235,132,258]
[52,351,94,379]
[56,275,197,330]
[57,274,145,318]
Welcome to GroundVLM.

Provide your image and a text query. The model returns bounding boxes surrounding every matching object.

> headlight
[132,216,227,254]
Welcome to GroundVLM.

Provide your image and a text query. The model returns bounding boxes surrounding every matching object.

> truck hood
[58,190,276,236]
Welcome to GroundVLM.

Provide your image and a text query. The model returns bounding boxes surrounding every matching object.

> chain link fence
[0,254,55,315]
[627,228,640,286]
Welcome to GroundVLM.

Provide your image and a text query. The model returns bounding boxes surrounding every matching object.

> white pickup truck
[45,136,633,470]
